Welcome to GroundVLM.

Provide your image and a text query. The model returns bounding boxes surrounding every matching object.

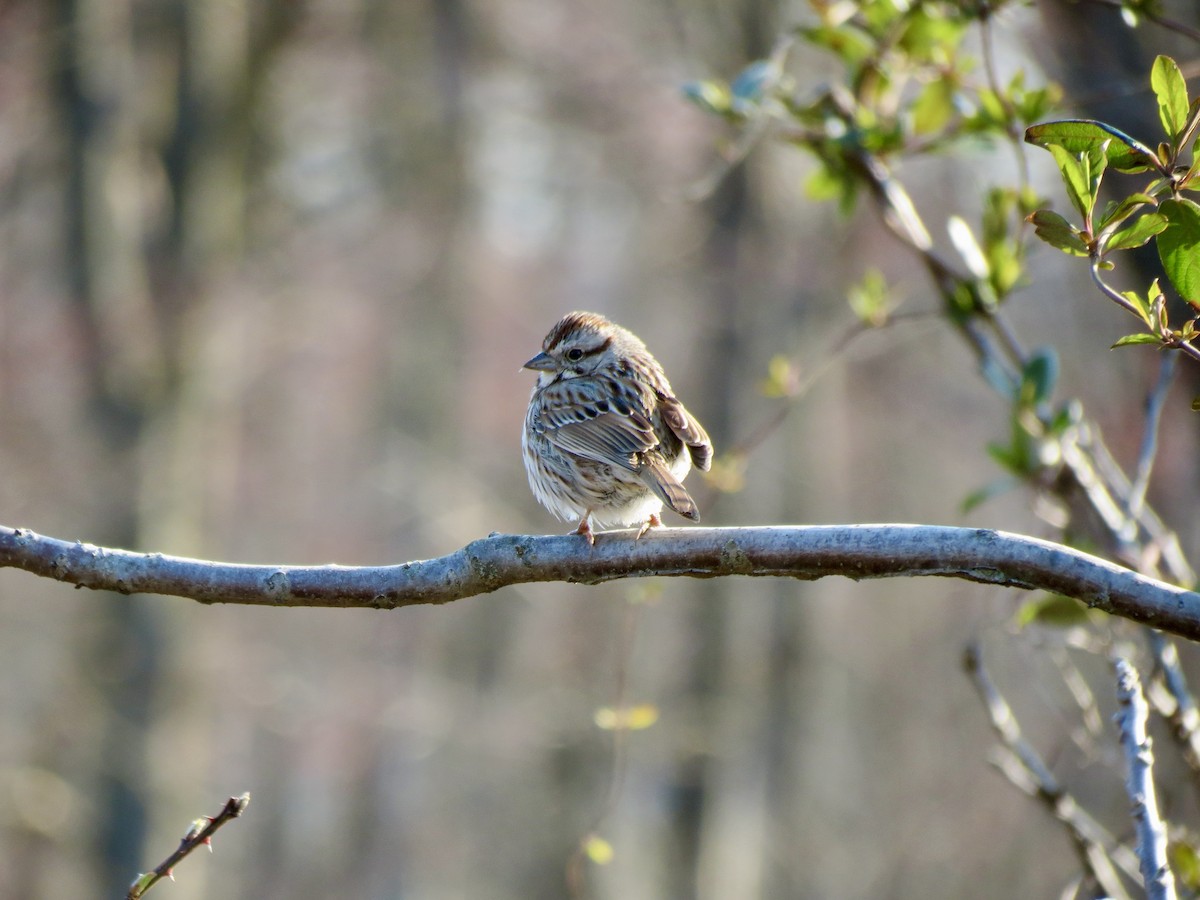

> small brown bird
[522,311,712,543]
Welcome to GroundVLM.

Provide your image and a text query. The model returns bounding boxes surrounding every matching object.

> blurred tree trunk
[50,0,162,893]
[673,0,790,896]
[39,1,298,895]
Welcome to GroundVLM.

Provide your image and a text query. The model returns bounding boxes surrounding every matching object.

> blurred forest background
[1,0,1199,898]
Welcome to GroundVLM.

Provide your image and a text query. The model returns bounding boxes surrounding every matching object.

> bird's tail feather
[641,459,700,521]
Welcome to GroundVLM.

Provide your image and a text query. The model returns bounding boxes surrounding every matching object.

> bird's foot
[634,513,662,540]
[574,516,596,545]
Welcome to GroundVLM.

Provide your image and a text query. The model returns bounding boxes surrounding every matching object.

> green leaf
[961,476,1018,513]
[986,441,1025,474]
[582,833,614,864]
[1170,840,1200,892]
[798,24,875,67]
[1012,80,1062,126]
[1157,198,1200,304]
[1020,348,1058,406]
[1111,333,1162,348]
[897,8,965,64]
[1192,396,1200,411]
[1027,209,1088,256]
[1120,288,1152,327]
[911,77,956,135]
[681,81,730,116]
[1015,594,1090,629]
[594,703,659,730]
[804,164,858,213]
[1151,55,1189,143]
[1104,212,1168,252]
[987,240,1023,298]
[1097,192,1158,231]
[973,87,1008,129]
[847,268,892,326]
[759,355,800,398]
[1046,145,1092,219]
[1025,119,1160,174]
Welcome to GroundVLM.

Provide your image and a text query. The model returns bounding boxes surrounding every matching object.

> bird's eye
[566,348,584,362]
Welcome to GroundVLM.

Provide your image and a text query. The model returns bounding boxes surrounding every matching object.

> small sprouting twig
[127,793,251,900]
[1113,658,1177,900]
[965,642,1138,896]
[719,309,941,463]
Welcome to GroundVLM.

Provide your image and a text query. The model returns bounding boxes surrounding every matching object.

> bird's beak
[523,351,556,372]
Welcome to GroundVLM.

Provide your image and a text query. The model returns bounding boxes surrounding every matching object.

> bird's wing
[534,380,656,470]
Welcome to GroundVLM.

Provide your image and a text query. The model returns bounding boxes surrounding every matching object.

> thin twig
[1145,630,1200,792]
[1113,658,1177,900]
[721,309,942,463]
[127,793,250,899]
[1088,258,1146,320]
[965,642,1137,896]
[1051,646,1104,742]
[1124,353,1178,540]
[565,597,646,897]
[1078,0,1200,43]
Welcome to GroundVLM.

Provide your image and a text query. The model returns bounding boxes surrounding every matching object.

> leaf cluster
[1026,56,1200,358]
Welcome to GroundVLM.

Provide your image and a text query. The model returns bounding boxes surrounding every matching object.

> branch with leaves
[683,9,1195,592]
[1027,55,1200,372]
[677,6,1200,890]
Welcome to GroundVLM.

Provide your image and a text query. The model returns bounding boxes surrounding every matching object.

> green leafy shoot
[847,268,893,326]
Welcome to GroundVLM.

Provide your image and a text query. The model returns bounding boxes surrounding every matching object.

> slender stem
[1088,258,1144,319]
[1124,353,1177,540]
[1079,0,1200,43]
[1144,630,1200,793]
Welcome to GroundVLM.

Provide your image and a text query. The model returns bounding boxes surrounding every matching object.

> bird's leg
[634,513,662,540]
[574,513,596,545]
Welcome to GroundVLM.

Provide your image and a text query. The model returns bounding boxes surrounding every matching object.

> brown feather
[639,457,700,520]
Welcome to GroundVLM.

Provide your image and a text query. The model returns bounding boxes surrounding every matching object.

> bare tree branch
[1145,630,1200,790]
[2,524,1199,637]
[965,643,1137,898]
[1114,658,1178,900]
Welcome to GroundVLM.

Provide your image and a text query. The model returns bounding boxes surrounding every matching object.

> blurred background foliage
[1,0,1199,897]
